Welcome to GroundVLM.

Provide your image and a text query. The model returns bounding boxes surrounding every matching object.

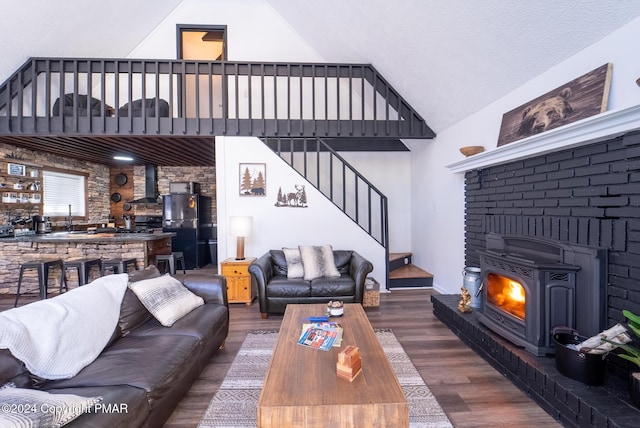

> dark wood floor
[1,289,561,427]
[165,289,561,428]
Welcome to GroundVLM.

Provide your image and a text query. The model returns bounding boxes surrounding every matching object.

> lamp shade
[229,216,253,237]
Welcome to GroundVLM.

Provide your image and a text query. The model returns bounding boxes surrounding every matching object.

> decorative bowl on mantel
[459,146,485,157]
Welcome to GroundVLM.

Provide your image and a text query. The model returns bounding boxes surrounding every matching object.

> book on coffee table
[301,321,344,347]
[298,323,342,351]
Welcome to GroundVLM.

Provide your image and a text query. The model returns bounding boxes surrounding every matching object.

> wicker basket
[363,277,380,308]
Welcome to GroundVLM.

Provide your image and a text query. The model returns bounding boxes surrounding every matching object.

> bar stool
[63,258,102,286]
[101,258,138,275]
[15,259,67,307]
[155,252,186,275]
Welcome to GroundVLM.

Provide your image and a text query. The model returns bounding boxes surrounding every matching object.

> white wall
[128,0,323,63]
[127,0,399,283]
[340,151,413,253]
[215,137,386,279]
[414,16,640,294]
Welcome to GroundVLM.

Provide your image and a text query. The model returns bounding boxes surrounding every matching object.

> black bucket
[553,328,607,386]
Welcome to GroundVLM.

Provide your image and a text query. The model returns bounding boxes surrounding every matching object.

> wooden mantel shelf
[445,104,640,174]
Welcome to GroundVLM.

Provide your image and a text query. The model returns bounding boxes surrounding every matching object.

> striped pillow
[299,245,340,281]
[128,274,204,327]
[283,247,304,279]
[0,385,101,427]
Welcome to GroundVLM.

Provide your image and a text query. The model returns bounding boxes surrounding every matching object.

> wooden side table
[220,257,257,305]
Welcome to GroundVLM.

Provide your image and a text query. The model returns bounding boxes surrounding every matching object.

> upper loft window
[178,25,227,61]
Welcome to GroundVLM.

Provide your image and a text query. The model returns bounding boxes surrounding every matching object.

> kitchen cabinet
[220,257,256,305]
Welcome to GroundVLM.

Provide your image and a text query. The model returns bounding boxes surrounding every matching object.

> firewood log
[570,323,632,354]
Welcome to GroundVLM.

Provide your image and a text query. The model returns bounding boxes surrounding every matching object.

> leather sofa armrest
[249,253,273,313]
[179,273,228,307]
[349,251,374,303]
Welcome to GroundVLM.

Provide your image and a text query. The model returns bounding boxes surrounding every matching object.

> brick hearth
[432,294,640,428]
[464,132,640,328]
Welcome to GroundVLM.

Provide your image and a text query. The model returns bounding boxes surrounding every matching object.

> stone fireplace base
[432,294,640,428]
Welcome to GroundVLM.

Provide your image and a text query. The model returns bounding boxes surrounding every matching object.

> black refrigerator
[162,194,210,270]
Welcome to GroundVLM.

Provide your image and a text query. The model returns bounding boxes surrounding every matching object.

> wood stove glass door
[486,273,526,320]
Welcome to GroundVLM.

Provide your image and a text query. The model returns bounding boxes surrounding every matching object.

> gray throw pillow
[0,385,102,427]
[283,247,304,279]
[299,245,341,281]
[128,274,204,327]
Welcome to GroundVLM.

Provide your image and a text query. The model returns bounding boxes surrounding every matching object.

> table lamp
[229,216,253,260]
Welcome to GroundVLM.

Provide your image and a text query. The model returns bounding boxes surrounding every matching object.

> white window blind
[42,170,86,217]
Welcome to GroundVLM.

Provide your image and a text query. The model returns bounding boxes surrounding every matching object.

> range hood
[129,165,161,204]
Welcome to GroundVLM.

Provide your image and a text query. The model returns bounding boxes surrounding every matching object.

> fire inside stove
[486,273,526,320]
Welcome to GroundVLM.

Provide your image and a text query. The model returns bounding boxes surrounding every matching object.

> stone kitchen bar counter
[0,232,175,295]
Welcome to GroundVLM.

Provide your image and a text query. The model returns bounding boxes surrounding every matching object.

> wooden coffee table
[257,303,408,427]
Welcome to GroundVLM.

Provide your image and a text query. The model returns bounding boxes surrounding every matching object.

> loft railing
[0,57,434,139]
[265,137,389,281]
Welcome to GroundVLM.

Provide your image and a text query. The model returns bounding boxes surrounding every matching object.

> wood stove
[477,234,607,356]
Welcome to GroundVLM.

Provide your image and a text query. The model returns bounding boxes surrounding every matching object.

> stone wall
[464,131,640,329]
[2,142,218,228]
[1,140,217,295]
[0,143,111,227]
[131,165,217,223]
[0,240,147,294]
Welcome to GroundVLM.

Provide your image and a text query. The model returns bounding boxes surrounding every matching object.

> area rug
[198,329,453,428]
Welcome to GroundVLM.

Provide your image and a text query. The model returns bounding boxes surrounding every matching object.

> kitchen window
[42,169,87,217]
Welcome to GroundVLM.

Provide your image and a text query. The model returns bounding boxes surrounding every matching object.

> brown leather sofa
[0,271,229,428]
[249,249,373,318]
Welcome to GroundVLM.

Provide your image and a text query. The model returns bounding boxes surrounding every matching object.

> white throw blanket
[0,273,129,380]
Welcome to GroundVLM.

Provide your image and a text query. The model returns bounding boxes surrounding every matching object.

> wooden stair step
[389,264,433,279]
[389,252,412,263]
[389,263,434,288]
[389,252,412,271]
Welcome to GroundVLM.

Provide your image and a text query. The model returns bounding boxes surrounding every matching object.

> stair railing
[0,58,435,139]
[265,137,389,286]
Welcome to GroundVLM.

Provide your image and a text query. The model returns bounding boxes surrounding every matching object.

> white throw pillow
[283,247,304,279]
[299,245,341,281]
[128,274,204,327]
[0,385,102,428]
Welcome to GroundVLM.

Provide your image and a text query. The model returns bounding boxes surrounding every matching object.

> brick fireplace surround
[433,131,640,427]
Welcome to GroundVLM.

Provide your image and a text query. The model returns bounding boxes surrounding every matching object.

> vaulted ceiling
[266,0,640,132]
[1,0,639,166]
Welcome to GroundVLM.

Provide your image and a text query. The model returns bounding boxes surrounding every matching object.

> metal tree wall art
[274,184,307,207]
[239,163,266,196]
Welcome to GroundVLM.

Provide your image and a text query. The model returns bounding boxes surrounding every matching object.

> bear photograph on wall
[497,63,612,147]
[239,163,266,196]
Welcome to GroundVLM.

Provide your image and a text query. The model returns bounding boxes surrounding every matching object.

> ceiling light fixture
[113,155,134,162]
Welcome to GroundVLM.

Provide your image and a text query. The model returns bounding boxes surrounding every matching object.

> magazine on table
[298,322,343,350]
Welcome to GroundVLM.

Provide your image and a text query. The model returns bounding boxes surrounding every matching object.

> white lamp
[229,216,253,260]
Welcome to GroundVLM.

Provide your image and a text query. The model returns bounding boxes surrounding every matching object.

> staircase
[264,136,390,284]
[265,137,436,290]
[388,252,434,288]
